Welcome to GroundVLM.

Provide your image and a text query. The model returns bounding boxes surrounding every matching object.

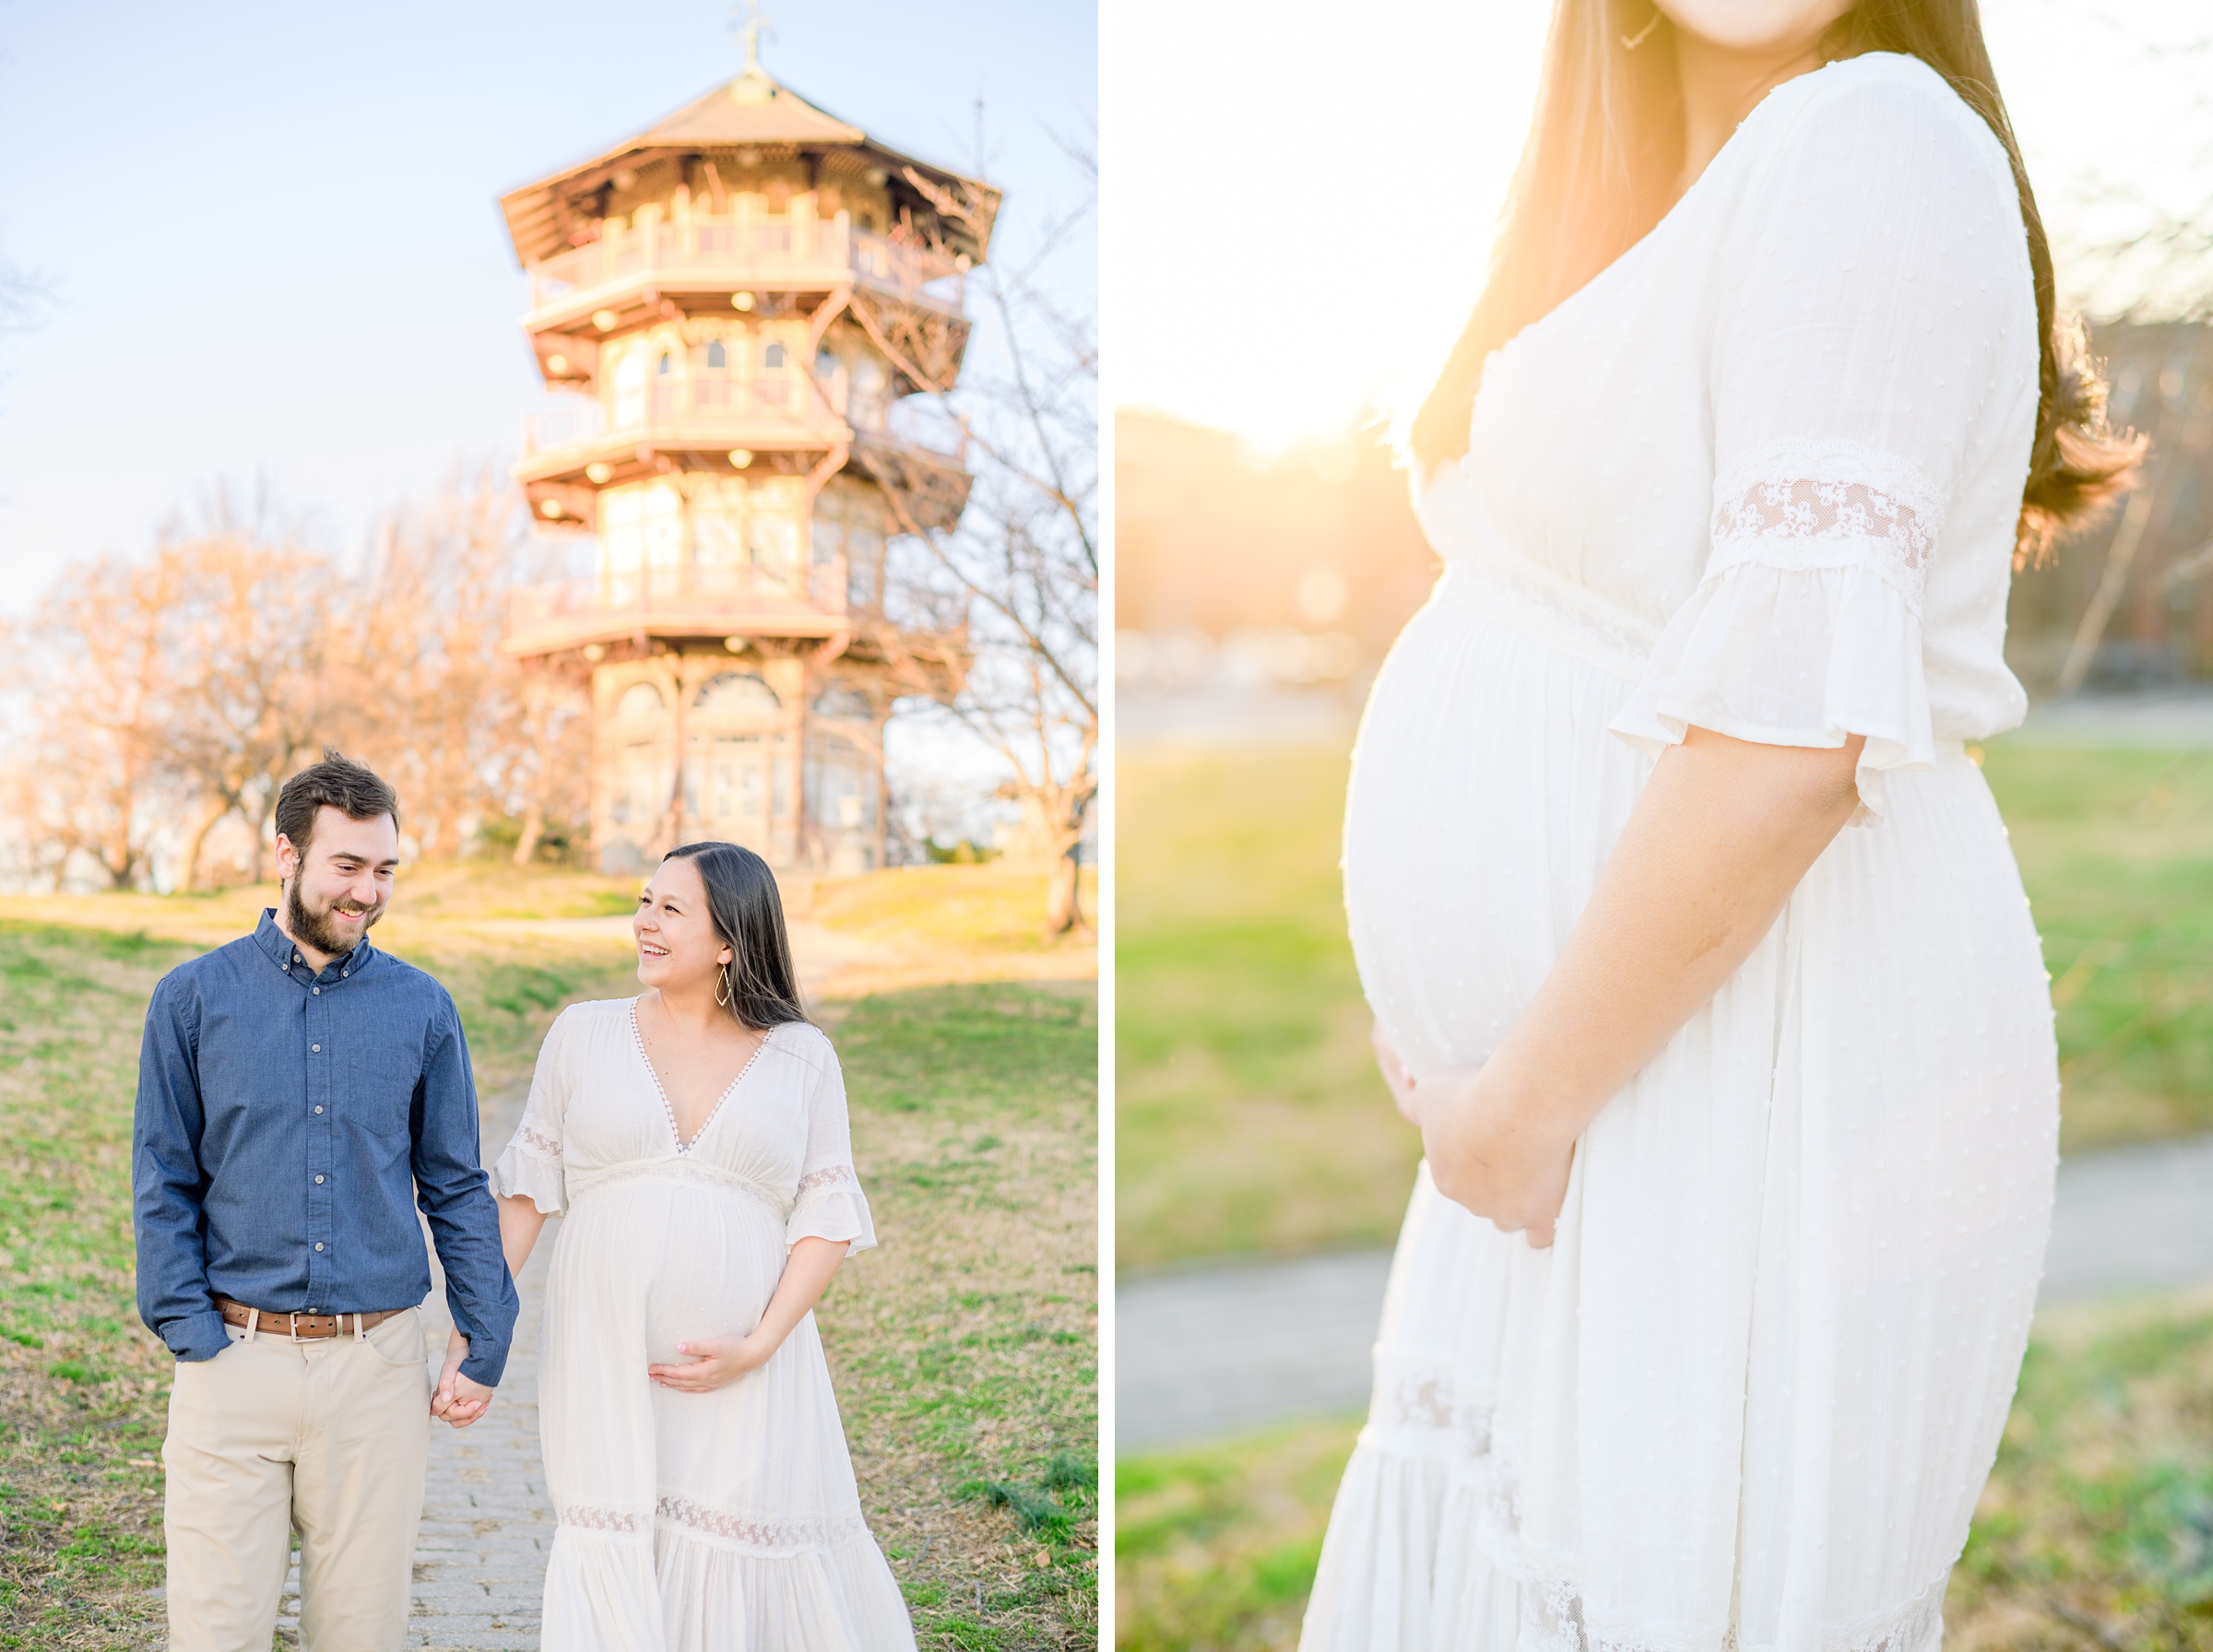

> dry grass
[823,984,1099,1647]
[0,860,1095,1650]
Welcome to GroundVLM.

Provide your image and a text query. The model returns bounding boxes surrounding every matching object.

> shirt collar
[254,908,373,981]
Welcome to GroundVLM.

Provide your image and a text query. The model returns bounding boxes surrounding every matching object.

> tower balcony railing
[521,380,963,473]
[527,216,965,322]
[502,554,856,658]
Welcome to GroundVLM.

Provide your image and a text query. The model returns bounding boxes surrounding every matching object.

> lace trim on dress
[654,1493,871,1554]
[513,1124,561,1157]
[1709,439,1945,611]
[794,1162,858,1199]
[1362,1351,1497,1463]
[1511,1566,1947,1652]
[567,1156,790,1219]
[629,1000,775,1156]
[557,1501,649,1536]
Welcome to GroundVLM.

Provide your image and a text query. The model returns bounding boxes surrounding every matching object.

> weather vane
[729,0,774,72]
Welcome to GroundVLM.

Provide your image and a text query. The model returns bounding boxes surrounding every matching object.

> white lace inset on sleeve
[1612,439,1941,824]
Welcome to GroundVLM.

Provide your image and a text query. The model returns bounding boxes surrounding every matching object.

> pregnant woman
[1305,0,2139,1646]
[489,842,912,1649]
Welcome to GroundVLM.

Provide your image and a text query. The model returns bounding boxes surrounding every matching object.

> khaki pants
[162,1305,432,1652]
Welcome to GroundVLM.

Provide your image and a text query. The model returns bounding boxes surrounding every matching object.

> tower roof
[499,67,1000,269]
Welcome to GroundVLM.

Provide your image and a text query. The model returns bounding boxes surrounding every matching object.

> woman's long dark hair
[661,841,811,1031]
[1408,0,2143,564]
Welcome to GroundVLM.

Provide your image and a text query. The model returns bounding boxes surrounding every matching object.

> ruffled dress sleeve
[491,1004,574,1215]
[785,1030,878,1257]
[1609,68,2026,822]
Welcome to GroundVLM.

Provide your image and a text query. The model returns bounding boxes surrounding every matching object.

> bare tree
[157,491,343,887]
[0,553,179,889]
[876,122,1098,931]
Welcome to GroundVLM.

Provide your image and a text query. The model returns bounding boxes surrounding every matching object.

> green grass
[1115,1417,1361,1652]
[0,883,1096,1650]
[1117,739,2213,1269]
[1115,747,1414,1270]
[822,984,1099,1648]
[1982,744,2213,1152]
[1111,1294,2213,1652]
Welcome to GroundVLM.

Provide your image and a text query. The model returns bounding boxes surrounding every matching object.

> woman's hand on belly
[1372,1021,1421,1127]
[647,1330,774,1392]
[646,1236,847,1393]
[1416,1065,1576,1248]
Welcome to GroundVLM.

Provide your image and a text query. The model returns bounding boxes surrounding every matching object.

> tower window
[656,351,673,375]
[705,339,728,371]
[763,342,787,371]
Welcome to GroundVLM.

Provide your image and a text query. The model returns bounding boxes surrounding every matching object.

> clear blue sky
[0,0,1095,608]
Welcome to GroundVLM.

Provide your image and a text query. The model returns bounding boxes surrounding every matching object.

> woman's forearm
[1422,726,1865,1225]
[749,1237,844,1353]
[1497,726,1863,1126]
[496,1194,549,1283]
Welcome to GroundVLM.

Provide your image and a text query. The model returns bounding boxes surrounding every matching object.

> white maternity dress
[1307,54,2059,1652]
[493,998,915,1651]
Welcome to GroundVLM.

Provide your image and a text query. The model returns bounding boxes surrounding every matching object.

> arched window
[763,341,787,371]
[704,339,728,371]
[693,672,782,715]
[615,681,665,719]
[656,351,673,375]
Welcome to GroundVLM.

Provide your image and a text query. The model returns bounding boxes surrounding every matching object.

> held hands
[647,1332,774,1393]
[1373,1022,1575,1249]
[432,1330,495,1427]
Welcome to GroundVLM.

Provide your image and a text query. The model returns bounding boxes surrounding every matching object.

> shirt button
[314,1105,324,1115]
[311,1044,321,1053]
[312,987,320,995]
[314,1243,325,1252]
[315,1174,325,1184]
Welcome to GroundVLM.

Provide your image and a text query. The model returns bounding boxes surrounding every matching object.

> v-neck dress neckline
[628,997,773,1156]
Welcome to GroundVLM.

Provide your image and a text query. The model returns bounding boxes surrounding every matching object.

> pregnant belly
[557,1174,788,1366]
[1342,599,1651,1078]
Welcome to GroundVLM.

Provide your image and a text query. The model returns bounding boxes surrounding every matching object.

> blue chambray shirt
[132,910,518,1386]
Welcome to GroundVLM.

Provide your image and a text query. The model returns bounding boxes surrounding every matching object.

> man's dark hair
[274,749,399,863]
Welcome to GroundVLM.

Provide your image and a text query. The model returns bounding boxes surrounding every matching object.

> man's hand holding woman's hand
[432,1330,495,1427]
[1372,1021,1575,1249]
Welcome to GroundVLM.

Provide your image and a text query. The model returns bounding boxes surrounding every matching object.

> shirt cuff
[161,1309,231,1363]
[457,1337,509,1388]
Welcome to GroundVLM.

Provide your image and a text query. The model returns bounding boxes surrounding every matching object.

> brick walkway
[274,1080,556,1650]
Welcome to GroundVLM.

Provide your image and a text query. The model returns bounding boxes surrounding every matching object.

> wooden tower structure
[498,41,993,875]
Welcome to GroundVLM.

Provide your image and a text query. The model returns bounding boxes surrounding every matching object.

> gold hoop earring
[716,963,733,1008]
[1621,7,1662,50]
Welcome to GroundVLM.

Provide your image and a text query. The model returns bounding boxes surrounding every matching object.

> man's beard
[285,879,385,958]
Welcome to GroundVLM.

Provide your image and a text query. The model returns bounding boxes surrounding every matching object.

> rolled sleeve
[133,976,228,1361]
[411,1000,519,1386]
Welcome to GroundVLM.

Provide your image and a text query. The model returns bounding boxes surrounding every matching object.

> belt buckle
[288,1311,302,1342]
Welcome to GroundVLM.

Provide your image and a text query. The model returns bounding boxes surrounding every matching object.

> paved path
[274,1081,557,1649]
[1117,1133,2213,1453]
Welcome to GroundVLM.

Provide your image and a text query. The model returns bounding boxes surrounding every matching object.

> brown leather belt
[213,1295,409,1340]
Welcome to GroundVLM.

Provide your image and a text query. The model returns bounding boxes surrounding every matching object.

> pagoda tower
[498,42,992,875]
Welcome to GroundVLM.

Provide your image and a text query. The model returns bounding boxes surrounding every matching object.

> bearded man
[133,750,518,1652]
